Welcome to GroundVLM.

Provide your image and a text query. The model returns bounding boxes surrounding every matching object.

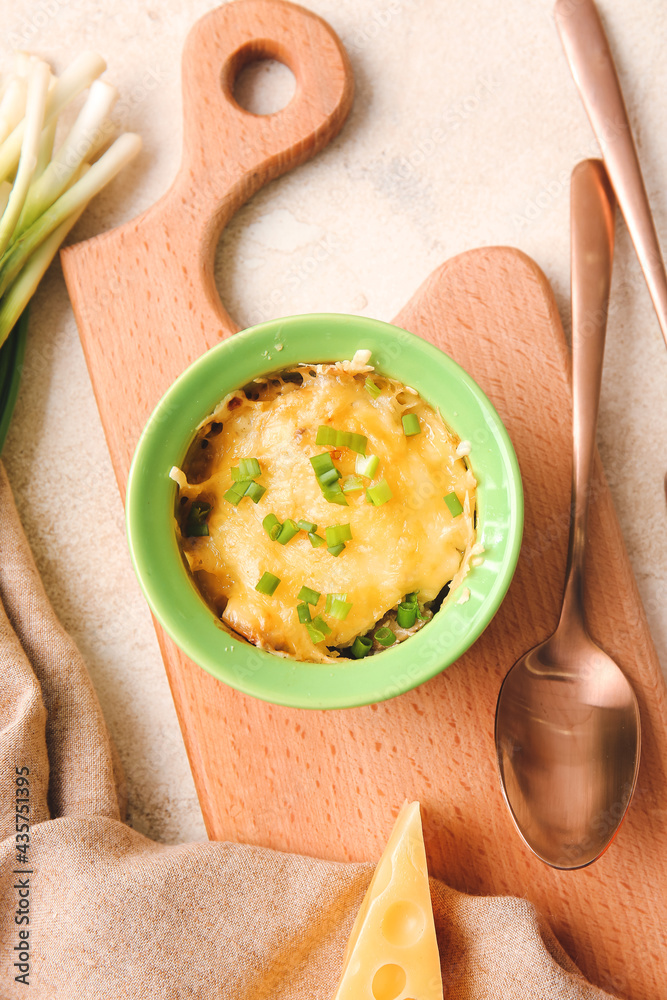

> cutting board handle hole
[225,41,297,116]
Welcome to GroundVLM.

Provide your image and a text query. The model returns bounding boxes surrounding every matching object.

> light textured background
[2,0,666,845]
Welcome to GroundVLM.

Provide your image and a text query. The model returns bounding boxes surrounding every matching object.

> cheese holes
[352,858,393,944]
[381,900,425,947]
[371,964,406,1000]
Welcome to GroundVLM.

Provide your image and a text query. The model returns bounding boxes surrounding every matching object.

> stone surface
[2,0,666,844]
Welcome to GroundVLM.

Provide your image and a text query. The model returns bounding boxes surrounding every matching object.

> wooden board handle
[164,0,354,335]
[61,0,355,484]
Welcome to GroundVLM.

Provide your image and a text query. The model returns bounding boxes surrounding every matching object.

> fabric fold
[0,462,121,822]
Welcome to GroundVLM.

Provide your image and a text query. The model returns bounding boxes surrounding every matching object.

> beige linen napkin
[0,460,615,1000]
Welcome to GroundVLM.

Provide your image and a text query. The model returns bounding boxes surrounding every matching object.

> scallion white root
[18,78,118,233]
[13,52,34,79]
[0,52,106,183]
[0,58,50,257]
[0,77,27,144]
[32,72,58,179]
[0,51,141,352]
[34,115,57,180]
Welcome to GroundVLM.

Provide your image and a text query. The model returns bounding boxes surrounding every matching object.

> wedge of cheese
[334,801,443,1000]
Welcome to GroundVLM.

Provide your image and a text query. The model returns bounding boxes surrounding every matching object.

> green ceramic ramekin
[126,313,523,709]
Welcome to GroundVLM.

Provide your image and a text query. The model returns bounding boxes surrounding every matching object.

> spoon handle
[555,0,667,350]
[561,160,615,628]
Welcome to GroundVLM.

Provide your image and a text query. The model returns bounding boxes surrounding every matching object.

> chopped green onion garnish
[297,603,311,624]
[397,601,417,629]
[404,591,426,618]
[342,431,367,455]
[311,451,348,504]
[327,542,346,557]
[323,487,349,506]
[355,453,379,479]
[365,378,381,398]
[342,475,364,493]
[311,615,332,637]
[227,480,250,497]
[255,571,280,596]
[305,615,333,643]
[308,531,326,547]
[262,513,282,540]
[315,425,338,447]
[365,478,393,506]
[304,622,326,644]
[319,466,341,486]
[402,413,421,436]
[238,457,261,479]
[310,452,335,476]
[185,522,209,537]
[231,466,242,481]
[245,481,266,504]
[325,523,352,547]
[315,426,367,455]
[328,598,352,621]
[325,592,347,614]
[351,635,372,659]
[444,491,464,517]
[374,626,396,646]
[276,518,299,545]
[184,500,211,537]
[297,519,317,533]
[298,585,321,605]
[224,480,252,505]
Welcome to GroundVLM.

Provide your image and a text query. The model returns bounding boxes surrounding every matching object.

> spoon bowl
[495,159,641,868]
[496,626,641,868]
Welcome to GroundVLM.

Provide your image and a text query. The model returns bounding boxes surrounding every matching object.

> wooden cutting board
[61,1,667,996]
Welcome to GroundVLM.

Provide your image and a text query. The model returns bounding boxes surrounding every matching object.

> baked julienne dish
[170,350,481,664]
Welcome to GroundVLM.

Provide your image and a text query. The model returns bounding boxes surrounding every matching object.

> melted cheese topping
[175,362,476,664]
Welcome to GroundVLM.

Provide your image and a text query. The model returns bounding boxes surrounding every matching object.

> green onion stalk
[0,51,141,449]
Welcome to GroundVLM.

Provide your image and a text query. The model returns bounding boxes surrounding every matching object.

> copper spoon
[495,159,641,869]
[555,0,667,351]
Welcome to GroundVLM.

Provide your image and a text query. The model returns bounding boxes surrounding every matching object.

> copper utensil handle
[561,159,615,625]
[555,0,667,350]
